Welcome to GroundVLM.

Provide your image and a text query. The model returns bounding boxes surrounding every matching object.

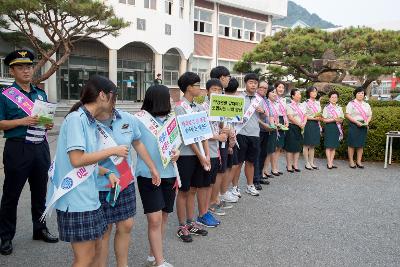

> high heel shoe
[311,165,319,170]
[327,164,333,169]
[356,163,364,169]
[349,164,356,169]
[305,165,313,170]
[292,165,301,172]
[286,167,294,173]
[271,171,280,176]
[263,172,273,178]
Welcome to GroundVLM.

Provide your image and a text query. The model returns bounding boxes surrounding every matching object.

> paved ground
[0,134,399,267]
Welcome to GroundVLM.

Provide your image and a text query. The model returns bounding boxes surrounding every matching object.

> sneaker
[187,222,208,236]
[209,203,226,216]
[231,186,242,198]
[220,200,233,209]
[222,191,239,203]
[254,183,262,191]
[160,261,174,267]
[176,225,193,242]
[206,211,220,225]
[246,184,260,196]
[197,214,218,228]
[146,256,156,267]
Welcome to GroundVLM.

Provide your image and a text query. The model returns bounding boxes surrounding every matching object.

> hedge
[316,85,400,162]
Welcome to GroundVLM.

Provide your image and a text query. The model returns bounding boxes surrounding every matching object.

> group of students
[45,65,372,267]
[0,49,373,265]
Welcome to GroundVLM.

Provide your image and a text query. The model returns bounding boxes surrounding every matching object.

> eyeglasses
[192,83,201,87]
[13,65,33,71]
[258,86,268,89]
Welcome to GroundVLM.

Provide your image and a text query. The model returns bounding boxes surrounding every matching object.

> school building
[0,0,288,103]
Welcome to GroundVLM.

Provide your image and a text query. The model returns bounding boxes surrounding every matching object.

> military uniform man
[0,50,58,256]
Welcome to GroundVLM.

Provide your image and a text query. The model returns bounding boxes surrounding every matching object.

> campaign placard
[157,116,182,168]
[209,94,245,122]
[176,111,213,145]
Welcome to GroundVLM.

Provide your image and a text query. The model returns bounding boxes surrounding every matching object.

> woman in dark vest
[345,87,372,168]
[302,86,322,170]
[322,90,344,169]
[284,89,307,172]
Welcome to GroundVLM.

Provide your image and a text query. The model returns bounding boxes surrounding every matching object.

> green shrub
[368,100,400,107]
[315,84,400,161]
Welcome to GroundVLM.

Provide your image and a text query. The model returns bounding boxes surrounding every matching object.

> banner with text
[177,111,213,145]
[157,116,183,168]
[209,94,245,122]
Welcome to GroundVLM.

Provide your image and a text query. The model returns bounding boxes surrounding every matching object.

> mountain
[273,1,338,29]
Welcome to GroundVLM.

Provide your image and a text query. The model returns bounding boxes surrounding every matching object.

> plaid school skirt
[56,207,107,242]
[99,182,136,225]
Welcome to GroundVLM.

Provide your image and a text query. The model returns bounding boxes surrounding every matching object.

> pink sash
[290,101,305,124]
[2,87,34,115]
[306,99,322,132]
[351,100,368,122]
[327,104,343,140]
[267,99,279,125]
[276,97,288,124]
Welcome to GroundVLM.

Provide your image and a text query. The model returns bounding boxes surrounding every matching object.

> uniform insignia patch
[121,124,129,129]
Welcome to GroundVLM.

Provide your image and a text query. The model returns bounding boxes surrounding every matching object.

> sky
[292,0,400,27]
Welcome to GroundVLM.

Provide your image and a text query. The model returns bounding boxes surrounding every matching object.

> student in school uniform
[302,86,322,170]
[204,79,231,220]
[259,86,279,180]
[322,90,344,169]
[209,66,238,208]
[175,72,210,243]
[284,89,307,173]
[46,75,132,266]
[221,78,242,200]
[232,73,265,197]
[271,81,289,176]
[345,87,372,168]
[135,85,180,267]
[96,100,159,267]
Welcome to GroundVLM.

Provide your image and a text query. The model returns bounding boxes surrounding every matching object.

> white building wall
[101,0,194,59]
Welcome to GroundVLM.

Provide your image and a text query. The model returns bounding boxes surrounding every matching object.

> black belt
[7,137,26,142]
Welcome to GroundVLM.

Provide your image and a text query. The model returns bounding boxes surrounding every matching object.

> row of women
[258,82,372,185]
[46,75,178,267]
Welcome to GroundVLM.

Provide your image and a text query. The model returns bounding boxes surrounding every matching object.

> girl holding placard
[136,85,180,267]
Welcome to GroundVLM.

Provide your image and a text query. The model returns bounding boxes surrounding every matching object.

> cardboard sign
[177,111,213,145]
[157,116,182,168]
[209,94,245,122]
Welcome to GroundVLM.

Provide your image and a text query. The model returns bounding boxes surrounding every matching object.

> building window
[144,0,156,9]
[165,0,173,15]
[119,0,135,5]
[165,24,172,35]
[163,50,180,86]
[190,57,211,88]
[137,18,146,31]
[194,8,212,33]
[219,14,267,42]
[179,0,184,19]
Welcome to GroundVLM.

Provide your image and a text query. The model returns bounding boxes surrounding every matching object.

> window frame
[194,7,213,34]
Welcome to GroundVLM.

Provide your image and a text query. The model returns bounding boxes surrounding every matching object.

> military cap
[4,49,35,66]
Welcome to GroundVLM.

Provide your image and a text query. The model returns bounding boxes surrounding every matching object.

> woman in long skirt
[322,90,344,169]
[302,86,322,170]
[284,89,307,172]
[345,87,372,168]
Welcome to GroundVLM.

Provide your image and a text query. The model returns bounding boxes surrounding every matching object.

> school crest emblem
[61,177,73,190]
[121,124,129,129]
[38,95,44,100]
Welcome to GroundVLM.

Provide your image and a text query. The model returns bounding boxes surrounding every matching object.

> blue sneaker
[197,214,218,228]
[206,211,221,225]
